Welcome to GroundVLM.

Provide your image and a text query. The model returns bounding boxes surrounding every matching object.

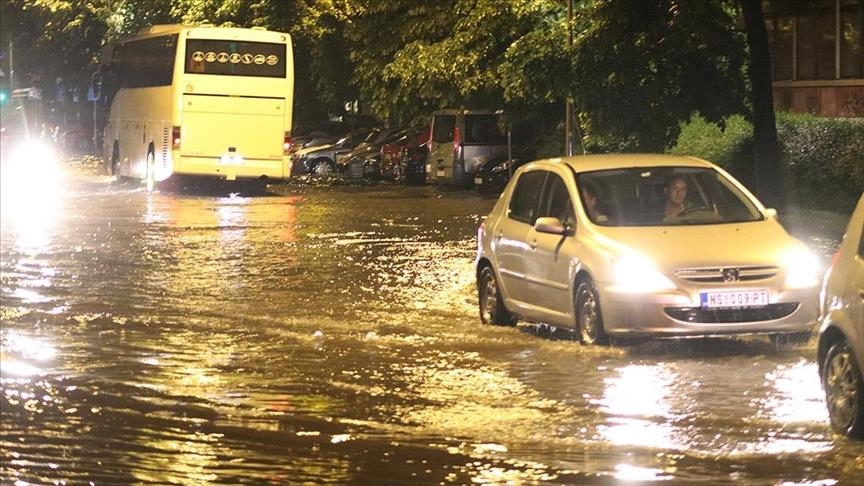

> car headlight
[611,253,677,293]
[783,246,822,288]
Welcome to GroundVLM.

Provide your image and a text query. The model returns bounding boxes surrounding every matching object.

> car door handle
[529,239,538,249]
[495,231,503,240]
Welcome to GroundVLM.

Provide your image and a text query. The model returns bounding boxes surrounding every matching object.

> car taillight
[172,126,181,149]
[283,132,292,155]
[453,126,461,152]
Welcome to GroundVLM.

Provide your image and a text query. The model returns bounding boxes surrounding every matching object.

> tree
[738,0,784,210]
[334,0,569,128]
[570,0,748,152]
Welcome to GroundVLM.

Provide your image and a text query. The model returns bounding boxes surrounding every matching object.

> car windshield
[577,166,763,226]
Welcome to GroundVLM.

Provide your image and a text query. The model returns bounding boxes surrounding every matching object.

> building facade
[765,0,863,117]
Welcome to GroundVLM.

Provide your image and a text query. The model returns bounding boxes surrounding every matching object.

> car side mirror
[534,217,569,235]
[764,208,778,220]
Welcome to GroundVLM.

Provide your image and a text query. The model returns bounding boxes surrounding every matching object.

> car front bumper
[598,285,819,337]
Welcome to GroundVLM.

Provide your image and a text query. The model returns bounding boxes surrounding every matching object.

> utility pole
[8,41,13,92]
[564,1,586,156]
[565,0,574,156]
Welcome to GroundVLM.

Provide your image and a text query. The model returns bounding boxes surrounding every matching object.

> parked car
[337,127,401,178]
[473,137,540,194]
[291,127,377,176]
[427,109,514,187]
[475,154,821,345]
[817,192,864,439]
[379,126,427,183]
[290,131,339,153]
[397,129,429,186]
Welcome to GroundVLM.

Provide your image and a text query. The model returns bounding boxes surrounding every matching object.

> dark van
[427,109,512,187]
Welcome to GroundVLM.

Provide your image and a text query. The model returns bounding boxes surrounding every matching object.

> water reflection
[595,364,682,450]
[2,160,862,484]
[137,192,301,314]
[0,150,65,309]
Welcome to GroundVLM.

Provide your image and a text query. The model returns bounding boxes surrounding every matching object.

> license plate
[700,289,769,308]
[474,177,484,185]
[436,170,445,177]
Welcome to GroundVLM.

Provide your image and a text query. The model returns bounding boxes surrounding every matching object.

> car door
[493,170,547,307]
[523,172,577,321]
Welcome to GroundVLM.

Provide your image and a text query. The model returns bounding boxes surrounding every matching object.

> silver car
[475,154,821,345]
[817,193,864,439]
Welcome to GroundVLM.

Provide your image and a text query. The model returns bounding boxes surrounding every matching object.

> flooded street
[2,157,863,485]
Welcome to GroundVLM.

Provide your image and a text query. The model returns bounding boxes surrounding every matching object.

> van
[427,109,512,187]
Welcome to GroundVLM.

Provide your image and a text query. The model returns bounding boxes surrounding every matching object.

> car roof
[528,153,716,173]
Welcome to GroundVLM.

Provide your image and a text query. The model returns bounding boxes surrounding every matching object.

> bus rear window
[431,115,455,143]
[185,39,287,78]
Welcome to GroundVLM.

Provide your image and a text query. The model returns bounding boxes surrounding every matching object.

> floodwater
[1,156,862,485]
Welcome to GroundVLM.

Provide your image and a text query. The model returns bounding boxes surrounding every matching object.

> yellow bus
[100,24,294,187]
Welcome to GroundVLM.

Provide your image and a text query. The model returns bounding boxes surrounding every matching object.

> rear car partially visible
[817,193,864,439]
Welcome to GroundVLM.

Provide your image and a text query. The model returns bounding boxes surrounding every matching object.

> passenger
[582,182,608,223]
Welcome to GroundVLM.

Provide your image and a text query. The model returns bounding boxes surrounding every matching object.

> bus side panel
[176,95,287,180]
[106,87,173,180]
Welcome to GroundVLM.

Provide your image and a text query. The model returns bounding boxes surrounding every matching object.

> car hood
[296,143,336,157]
[593,219,807,269]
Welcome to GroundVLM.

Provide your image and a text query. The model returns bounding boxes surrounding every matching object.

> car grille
[664,303,799,323]
[675,265,779,283]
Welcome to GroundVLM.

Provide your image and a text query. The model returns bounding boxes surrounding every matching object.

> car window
[431,115,455,143]
[538,173,575,226]
[464,114,506,144]
[508,170,547,224]
[577,167,763,226]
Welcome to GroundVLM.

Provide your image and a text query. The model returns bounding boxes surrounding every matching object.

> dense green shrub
[776,112,864,212]
[670,113,863,212]
[670,113,754,184]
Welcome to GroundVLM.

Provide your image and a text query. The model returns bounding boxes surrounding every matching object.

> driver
[662,175,690,219]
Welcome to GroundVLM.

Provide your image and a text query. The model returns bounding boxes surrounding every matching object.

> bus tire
[145,145,155,192]
[110,142,120,176]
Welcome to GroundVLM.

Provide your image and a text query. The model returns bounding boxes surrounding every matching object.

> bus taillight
[283,132,292,155]
[172,126,181,149]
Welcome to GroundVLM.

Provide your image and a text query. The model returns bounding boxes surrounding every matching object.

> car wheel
[312,158,334,176]
[822,341,864,439]
[478,266,515,326]
[575,277,609,345]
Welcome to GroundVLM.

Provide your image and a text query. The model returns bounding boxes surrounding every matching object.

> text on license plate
[436,170,445,177]
[700,289,769,308]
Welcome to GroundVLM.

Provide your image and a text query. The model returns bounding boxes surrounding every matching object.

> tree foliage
[2,0,752,152]
[571,0,748,152]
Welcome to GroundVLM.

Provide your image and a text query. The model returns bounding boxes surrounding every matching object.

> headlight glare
[783,247,821,288]
[612,253,676,293]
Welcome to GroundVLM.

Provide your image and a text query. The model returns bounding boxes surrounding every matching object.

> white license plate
[474,177,484,185]
[700,289,769,308]
[436,170,445,177]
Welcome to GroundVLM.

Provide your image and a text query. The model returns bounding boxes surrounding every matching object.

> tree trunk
[739,0,785,210]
